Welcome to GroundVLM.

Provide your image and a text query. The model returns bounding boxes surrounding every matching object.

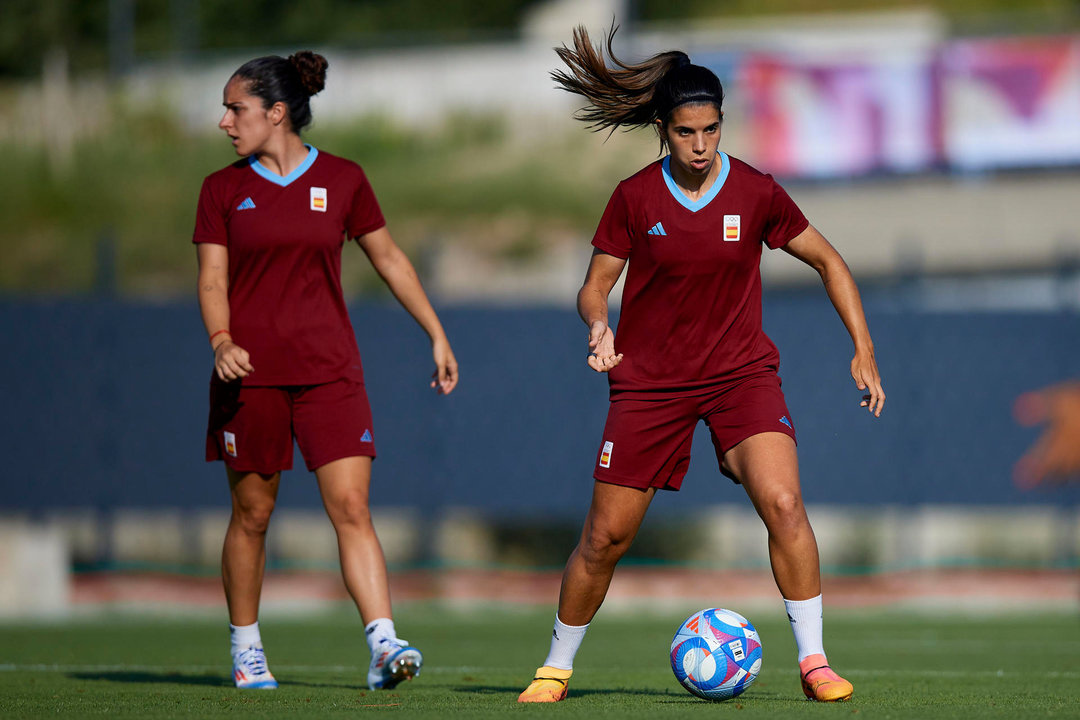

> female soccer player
[518,28,884,704]
[193,51,458,691]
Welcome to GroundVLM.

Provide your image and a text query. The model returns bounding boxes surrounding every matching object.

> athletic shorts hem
[207,455,294,475]
[304,448,376,473]
[593,469,683,491]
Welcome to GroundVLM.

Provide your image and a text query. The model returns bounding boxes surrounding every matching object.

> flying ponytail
[552,25,724,148]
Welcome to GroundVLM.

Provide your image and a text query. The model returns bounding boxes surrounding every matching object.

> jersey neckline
[248,144,319,187]
[661,151,730,212]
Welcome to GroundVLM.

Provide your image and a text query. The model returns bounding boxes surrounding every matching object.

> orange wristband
[209,329,231,344]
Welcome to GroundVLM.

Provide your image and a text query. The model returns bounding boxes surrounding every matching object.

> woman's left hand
[852,347,885,417]
[430,337,459,395]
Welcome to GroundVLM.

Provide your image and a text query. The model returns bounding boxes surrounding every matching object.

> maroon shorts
[206,376,376,474]
[593,373,796,490]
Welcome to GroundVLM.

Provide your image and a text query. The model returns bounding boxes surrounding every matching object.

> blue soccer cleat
[232,645,278,689]
[367,638,422,690]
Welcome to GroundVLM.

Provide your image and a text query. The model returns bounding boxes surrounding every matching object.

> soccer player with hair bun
[193,50,458,691]
[518,27,884,704]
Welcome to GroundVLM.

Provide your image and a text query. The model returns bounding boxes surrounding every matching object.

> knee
[233,500,275,536]
[327,493,372,530]
[579,526,632,570]
[761,490,806,529]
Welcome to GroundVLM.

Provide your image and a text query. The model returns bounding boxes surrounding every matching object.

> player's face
[662,104,723,179]
[219,78,275,157]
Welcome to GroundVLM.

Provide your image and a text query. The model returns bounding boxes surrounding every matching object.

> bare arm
[577,249,628,373]
[782,224,885,416]
[355,226,458,394]
[196,243,253,382]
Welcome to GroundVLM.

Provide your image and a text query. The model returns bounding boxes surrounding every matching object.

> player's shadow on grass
[69,671,231,687]
[454,686,799,703]
[70,671,369,691]
[453,685,677,698]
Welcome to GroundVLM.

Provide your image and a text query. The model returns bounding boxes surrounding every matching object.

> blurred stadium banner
[942,36,1080,171]
[739,51,940,177]
[737,36,1080,178]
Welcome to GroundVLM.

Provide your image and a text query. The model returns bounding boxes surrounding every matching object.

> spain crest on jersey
[723,214,741,242]
[310,186,327,212]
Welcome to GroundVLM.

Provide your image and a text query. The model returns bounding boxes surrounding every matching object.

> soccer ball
[670,608,762,701]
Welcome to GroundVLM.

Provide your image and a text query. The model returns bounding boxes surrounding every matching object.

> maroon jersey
[193,147,385,386]
[592,152,808,398]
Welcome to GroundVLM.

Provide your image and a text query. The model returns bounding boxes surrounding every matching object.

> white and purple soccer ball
[670,608,762,701]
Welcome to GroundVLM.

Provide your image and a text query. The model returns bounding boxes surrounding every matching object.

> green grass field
[1,607,1077,719]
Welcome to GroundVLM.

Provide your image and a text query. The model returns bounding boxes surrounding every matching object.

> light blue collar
[249,144,319,187]
[661,151,729,212]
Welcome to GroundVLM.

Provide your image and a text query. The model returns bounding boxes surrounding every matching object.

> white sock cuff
[230,621,262,651]
[364,617,395,633]
[784,594,823,622]
[554,615,590,632]
[365,617,397,649]
[544,614,590,671]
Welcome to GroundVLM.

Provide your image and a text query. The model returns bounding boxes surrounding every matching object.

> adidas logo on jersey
[647,221,667,236]
[236,197,256,211]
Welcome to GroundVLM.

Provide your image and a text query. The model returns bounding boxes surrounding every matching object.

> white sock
[785,595,825,663]
[230,621,262,656]
[365,618,397,652]
[542,615,589,671]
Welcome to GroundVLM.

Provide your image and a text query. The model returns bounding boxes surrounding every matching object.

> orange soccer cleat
[799,654,854,702]
[517,666,573,703]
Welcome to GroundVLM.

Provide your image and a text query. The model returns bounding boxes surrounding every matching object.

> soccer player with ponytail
[194,51,457,691]
[518,27,884,703]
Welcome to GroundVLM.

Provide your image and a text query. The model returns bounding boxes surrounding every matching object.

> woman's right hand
[430,336,459,395]
[587,320,623,373]
[214,340,254,382]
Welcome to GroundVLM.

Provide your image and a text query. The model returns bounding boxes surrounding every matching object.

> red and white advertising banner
[941,36,1080,171]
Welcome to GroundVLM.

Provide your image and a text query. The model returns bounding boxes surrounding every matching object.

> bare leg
[556,481,656,626]
[223,469,280,626]
[724,432,820,600]
[315,456,392,624]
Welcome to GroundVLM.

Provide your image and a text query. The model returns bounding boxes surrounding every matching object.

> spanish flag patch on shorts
[600,440,613,468]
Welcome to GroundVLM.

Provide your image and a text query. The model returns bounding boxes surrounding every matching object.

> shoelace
[379,638,408,653]
[236,647,270,676]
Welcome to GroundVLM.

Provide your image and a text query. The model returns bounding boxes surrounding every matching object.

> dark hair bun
[288,51,328,97]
